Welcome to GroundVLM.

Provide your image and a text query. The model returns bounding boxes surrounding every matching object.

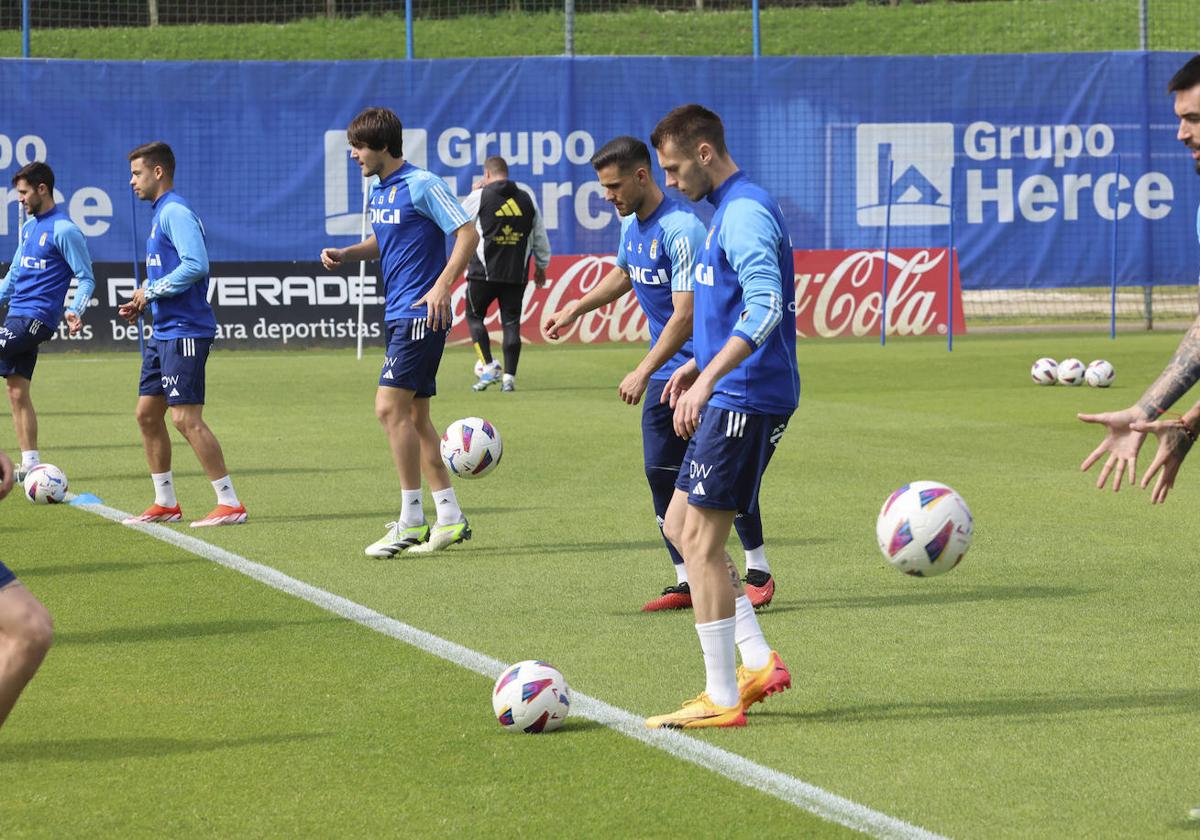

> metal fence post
[406,0,414,59]
[565,0,575,57]
[22,0,31,57]
[752,0,760,57]
[1139,0,1148,50]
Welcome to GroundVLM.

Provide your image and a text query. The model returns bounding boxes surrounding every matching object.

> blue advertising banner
[0,52,1196,290]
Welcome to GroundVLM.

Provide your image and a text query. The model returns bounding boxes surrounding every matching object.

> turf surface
[2,334,1199,836]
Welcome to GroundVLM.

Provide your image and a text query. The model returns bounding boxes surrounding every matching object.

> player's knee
[170,414,204,437]
[662,513,684,549]
[13,600,52,657]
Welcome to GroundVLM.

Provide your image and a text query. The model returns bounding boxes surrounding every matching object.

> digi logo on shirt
[19,256,46,270]
[147,254,163,267]
[628,265,669,286]
[369,207,403,225]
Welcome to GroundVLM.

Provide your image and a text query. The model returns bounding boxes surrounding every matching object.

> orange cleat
[641,582,692,612]
[190,503,248,528]
[645,693,746,729]
[122,503,183,524]
[737,651,791,710]
[743,570,775,609]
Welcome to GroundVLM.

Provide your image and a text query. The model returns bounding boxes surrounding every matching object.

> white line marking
[75,498,947,840]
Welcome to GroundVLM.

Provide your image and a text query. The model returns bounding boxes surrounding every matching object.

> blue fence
[1,51,1196,290]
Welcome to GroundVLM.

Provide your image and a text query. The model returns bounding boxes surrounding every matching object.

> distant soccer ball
[876,481,973,577]
[23,464,68,504]
[441,417,503,479]
[1085,359,1115,388]
[1031,357,1058,385]
[492,660,571,733]
[1057,358,1086,386]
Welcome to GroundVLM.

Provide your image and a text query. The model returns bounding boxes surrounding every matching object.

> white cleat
[407,519,471,553]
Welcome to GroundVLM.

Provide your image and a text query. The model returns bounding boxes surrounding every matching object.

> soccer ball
[1057,358,1086,386]
[441,417,503,479]
[23,464,68,504]
[1031,357,1058,385]
[492,660,571,733]
[876,481,973,577]
[1085,359,1115,388]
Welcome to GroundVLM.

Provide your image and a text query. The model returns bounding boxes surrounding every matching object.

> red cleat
[743,570,775,609]
[641,582,692,612]
[123,504,183,524]
[190,503,248,528]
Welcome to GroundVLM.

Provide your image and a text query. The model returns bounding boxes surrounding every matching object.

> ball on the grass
[1031,357,1058,385]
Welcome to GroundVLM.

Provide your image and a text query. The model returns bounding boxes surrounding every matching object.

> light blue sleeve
[719,198,784,349]
[53,219,95,318]
[661,209,702,293]
[614,216,632,272]
[413,175,471,235]
[0,222,29,307]
[147,203,209,300]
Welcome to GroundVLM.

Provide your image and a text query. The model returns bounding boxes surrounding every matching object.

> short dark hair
[650,104,728,157]
[1169,55,1200,93]
[348,107,403,158]
[11,161,54,192]
[484,155,508,177]
[590,136,652,173]
[128,141,176,178]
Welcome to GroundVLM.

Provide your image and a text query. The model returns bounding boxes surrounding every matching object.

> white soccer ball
[441,417,503,479]
[1085,359,1115,388]
[876,481,973,577]
[1057,358,1086,386]
[492,660,571,733]
[1031,357,1058,385]
[23,464,68,504]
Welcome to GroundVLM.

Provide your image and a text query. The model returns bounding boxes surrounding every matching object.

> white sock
[152,470,177,507]
[400,489,424,527]
[212,475,239,507]
[734,596,773,670]
[674,563,688,585]
[502,373,515,385]
[21,450,38,469]
[432,486,463,526]
[696,616,739,708]
[745,545,770,575]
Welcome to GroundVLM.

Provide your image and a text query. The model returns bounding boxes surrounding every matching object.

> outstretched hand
[1129,417,1196,504]
[1077,407,1149,491]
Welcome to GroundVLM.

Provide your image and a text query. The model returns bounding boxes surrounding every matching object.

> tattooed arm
[1078,316,1200,494]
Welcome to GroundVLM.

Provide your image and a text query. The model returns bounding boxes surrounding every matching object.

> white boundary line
[76,499,948,840]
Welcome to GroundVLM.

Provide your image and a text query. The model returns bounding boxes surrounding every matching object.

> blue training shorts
[0,559,15,589]
[139,336,212,406]
[674,404,791,515]
[379,318,447,398]
[0,316,55,381]
[642,378,689,471]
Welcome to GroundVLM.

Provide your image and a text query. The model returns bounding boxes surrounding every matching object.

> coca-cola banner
[42,252,961,353]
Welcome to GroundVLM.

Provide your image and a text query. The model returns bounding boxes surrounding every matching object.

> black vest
[467,180,538,284]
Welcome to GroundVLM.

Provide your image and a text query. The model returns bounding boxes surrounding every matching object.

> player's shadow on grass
[249,504,530,524]
[766,585,1095,614]
[777,687,1200,724]
[0,732,329,763]
[55,616,338,646]
[467,539,667,556]
[41,442,139,452]
[19,557,204,579]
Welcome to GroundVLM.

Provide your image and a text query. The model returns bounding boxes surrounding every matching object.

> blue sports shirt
[145,192,217,339]
[0,206,95,326]
[693,170,799,415]
[614,196,701,381]
[370,162,471,323]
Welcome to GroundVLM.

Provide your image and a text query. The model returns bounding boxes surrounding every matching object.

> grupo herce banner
[1,52,1197,293]
[40,250,962,354]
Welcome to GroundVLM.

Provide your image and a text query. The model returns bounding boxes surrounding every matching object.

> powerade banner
[52,249,962,351]
[0,52,1196,297]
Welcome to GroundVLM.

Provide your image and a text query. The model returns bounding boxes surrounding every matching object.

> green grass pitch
[3,333,1200,837]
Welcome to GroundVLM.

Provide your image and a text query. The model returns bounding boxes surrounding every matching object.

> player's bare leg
[170,404,245,527]
[406,396,469,554]
[123,395,186,524]
[410,396,453,492]
[377,385,421,488]
[5,376,37,455]
[0,581,52,729]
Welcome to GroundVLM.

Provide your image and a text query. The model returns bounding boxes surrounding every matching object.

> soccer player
[119,142,247,527]
[0,162,95,480]
[642,105,797,729]
[320,107,479,557]
[0,445,53,729]
[1080,55,1200,503]
[461,156,551,392]
[543,136,778,611]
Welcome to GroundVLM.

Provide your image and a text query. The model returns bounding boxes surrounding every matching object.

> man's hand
[320,248,344,270]
[1078,406,1151,491]
[618,368,650,406]
[64,311,83,336]
[535,266,548,287]
[673,374,712,440]
[117,288,147,325]
[661,359,700,411]
[1129,417,1196,504]
[542,304,579,341]
[413,282,452,330]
